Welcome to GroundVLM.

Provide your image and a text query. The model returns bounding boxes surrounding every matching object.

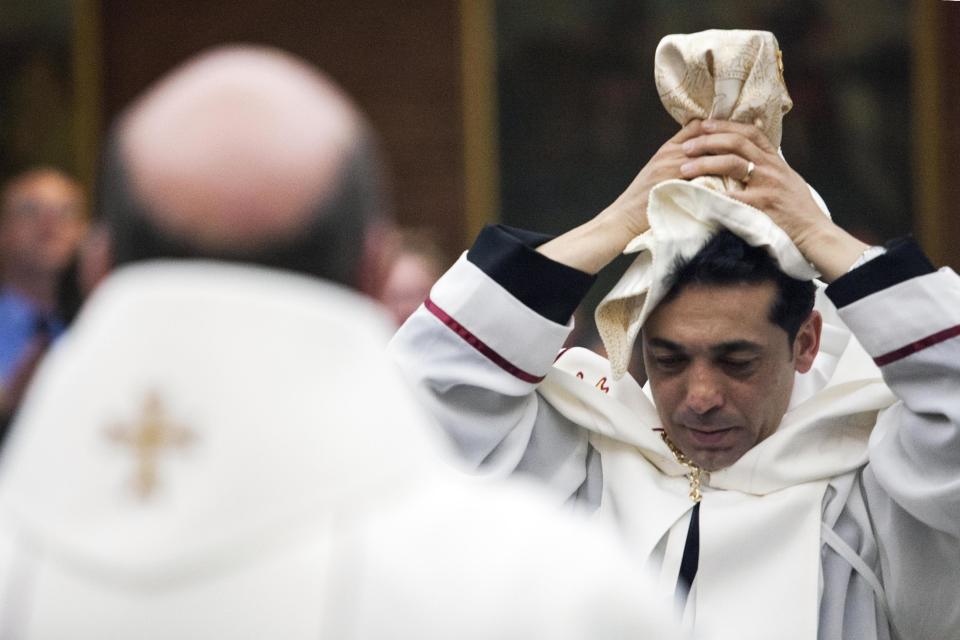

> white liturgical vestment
[0,262,683,640]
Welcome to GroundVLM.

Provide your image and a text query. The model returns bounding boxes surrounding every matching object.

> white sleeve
[835,264,960,638]
[389,255,593,501]
[839,267,960,536]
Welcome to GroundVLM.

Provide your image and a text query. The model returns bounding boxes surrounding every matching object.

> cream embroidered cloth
[596,29,808,379]
[657,29,792,193]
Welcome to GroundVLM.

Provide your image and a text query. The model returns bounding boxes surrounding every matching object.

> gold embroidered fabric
[105,391,195,500]
[594,30,800,379]
[655,29,792,193]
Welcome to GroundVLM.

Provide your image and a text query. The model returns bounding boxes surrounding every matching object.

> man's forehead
[8,172,81,200]
[2,172,84,217]
[644,281,782,345]
[647,336,765,354]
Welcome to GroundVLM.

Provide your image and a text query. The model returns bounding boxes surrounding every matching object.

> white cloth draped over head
[596,29,814,380]
[538,29,898,638]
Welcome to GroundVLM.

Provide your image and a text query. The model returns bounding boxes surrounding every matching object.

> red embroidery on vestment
[424,297,545,384]
[874,323,960,366]
[596,377,610,394]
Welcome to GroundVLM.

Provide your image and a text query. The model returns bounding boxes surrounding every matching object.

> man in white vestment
[390,32,960,640]
[0,46,683,639]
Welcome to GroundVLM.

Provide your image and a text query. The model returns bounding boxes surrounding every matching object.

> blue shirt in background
[0,288,65,387]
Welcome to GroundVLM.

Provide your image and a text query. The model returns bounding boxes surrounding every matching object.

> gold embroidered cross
[105,391,194,499]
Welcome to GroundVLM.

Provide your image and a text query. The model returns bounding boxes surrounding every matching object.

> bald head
[100,45,390,290]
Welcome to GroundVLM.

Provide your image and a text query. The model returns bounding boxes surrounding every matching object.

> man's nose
[684,364,724,416]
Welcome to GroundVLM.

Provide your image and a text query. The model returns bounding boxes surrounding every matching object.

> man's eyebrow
[710,340,763,356]
[647,337,685,352]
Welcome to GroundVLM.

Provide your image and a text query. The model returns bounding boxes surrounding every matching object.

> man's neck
[2,268,59,314]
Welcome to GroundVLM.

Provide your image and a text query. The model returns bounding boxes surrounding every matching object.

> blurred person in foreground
[0,46,681,640]
[391,31,960,639]
[0,169,87,422]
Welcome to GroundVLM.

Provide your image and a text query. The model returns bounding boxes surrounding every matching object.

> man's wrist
[826,237,935,309]
[847,245,887,272]
[536,208,639,275]
[796,223,869,283]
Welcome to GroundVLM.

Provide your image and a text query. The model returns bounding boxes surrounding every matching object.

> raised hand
[679,119,869,282]
[537,119,706,274]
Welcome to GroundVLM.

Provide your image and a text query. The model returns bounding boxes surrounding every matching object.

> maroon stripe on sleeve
[424,297,545,384]
[874,324,960,366]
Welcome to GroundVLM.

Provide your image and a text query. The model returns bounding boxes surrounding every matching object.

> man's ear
[793,310,822,374]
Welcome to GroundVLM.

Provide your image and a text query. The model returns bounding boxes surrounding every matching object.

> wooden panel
[912,0,960,270]
[72,0,102,195]
[459,0,499,243]
[938,4,960,270]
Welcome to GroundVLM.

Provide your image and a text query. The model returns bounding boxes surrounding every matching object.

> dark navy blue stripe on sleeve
[467,224,596,324]
[826,238,935,309]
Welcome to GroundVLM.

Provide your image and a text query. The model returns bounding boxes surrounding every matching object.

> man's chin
[691,453,737,472]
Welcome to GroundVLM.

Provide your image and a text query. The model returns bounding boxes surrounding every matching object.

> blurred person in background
[379,226,449,327]
[0,168,86,426]
[0,45,681,640]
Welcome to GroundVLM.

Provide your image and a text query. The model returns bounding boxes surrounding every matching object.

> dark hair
[95,130,386,288]
[662,230,816,345]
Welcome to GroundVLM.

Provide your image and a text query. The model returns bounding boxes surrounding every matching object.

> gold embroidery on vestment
[105,391,194,499]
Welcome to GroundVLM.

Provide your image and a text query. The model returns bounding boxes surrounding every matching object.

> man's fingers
[670,119,705,144]
[682,132,767,161]
[700,119,776,152]
[680,154,756,181]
